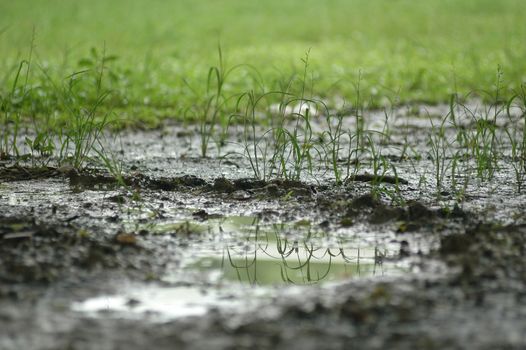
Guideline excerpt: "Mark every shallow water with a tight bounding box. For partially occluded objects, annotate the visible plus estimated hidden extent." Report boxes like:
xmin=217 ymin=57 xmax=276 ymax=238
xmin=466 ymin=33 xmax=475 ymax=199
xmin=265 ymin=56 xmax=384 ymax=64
xmin=72 ymin=286 xmax=236 ymax=321
xmin=73 ymin=216 xmax=413 ymax=320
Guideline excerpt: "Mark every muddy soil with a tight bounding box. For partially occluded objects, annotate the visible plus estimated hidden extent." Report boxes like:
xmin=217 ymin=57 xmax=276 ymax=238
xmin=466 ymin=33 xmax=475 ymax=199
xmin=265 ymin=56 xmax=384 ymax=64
xmin=1 ymin=107 xmax=526 ymax=349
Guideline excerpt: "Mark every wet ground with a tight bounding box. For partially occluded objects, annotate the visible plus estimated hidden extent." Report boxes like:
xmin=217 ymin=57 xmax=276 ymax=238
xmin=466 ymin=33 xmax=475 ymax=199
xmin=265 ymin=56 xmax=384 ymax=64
xmin=1 ymin=104 xmax=526 ymax=349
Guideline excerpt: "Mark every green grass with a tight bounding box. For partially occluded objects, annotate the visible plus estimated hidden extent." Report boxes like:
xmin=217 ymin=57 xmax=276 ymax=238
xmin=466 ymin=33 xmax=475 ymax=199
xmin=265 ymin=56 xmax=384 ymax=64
xmin=2 ymin=0 xmax=526 ymax=201
xmin=1 ymin=0 xmax=526 ymax=125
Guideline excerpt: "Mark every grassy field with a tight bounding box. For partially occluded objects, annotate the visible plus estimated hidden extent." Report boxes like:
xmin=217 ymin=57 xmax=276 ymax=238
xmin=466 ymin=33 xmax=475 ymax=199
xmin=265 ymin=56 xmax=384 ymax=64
xmin=1 ymin=0 xmax=526 ymax=123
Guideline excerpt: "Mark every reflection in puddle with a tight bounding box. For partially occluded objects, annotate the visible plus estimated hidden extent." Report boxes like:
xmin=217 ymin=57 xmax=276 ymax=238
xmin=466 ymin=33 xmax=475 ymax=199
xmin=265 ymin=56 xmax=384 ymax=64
xmin=173 ymin=216 xmax=405 ymax=286
xmin=193 ymin=232 xmax=392 ymax=285
xmin=197 ymin=252 xmax=383 ymax=286
xmin=75 ymin=216 xmax=408 ymax=320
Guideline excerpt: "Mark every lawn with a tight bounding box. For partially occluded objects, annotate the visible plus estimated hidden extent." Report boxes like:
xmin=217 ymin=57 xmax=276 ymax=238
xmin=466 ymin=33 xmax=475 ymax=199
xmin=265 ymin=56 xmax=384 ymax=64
xmin=1 ymin=0 xmax=525 ymax=124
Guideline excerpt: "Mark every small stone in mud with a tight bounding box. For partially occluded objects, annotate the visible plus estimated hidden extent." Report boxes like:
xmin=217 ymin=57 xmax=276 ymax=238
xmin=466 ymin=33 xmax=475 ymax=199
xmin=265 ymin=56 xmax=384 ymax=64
xmin=318 ymin=220 xmax=330 ymax=228
xmin=114 ymin=232 xmax=138 ymax=246
xmin=126 ymin=298 xmax=141 ymax=307
xmin=192 ymin=209 xmax=209 ymax=220
xmin=399 ymin=240 xmax=410 ymax=257
xmin=106 ymin=215 xmax=120 ymax=223
xmin=138 ymin=229 xmax=150 ymax=236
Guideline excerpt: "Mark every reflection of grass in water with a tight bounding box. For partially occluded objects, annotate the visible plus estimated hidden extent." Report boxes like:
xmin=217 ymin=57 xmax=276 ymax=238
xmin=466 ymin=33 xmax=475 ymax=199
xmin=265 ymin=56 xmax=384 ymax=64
xmin=134 ymin=216 xmax=393 ymax=285
xmin=192 ymin=220 xmax=391 ymax=285
xmin=122 ymin=214 xmax=399 ymax=285
xmin=200 ymin=256 xmax=379 ymax=286
xmin=195 ymin=242 xmax=390 ymax=286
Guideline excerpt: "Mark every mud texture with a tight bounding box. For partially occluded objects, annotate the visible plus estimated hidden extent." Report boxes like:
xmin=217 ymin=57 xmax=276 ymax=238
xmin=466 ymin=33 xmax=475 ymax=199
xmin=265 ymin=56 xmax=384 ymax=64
xmin=1 ymin=107 xmax=526 ymax=349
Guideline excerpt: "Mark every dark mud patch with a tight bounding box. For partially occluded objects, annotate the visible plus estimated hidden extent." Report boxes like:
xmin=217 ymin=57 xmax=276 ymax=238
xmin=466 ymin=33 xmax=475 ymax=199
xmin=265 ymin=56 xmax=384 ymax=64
xmin=0 ymin=164 xmax=494 ymax=239
xmin=0 ymin=164 xmax=313 ymax=199
xmin=67 ymin=170 xmax=317 ymax=199
xmin=440 ymin=223 xmax=526 ymax=285
xmin=3 ymin=164 xmax=406 ymax=201
xmin=0 ymin=216 xmax=160 ymax=299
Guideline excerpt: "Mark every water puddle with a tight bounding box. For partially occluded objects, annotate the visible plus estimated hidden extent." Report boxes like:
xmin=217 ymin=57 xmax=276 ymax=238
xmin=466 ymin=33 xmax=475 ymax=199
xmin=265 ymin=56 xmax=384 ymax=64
xmin=74 ymin=216 xmax=414 ymax=321
xmin=187 ymin=221 xmax=398 ymax=285
xmin=72 ymin=286 xmax=256 ymax=321
xmin=176 ymin=216 xmax=407 ymax=285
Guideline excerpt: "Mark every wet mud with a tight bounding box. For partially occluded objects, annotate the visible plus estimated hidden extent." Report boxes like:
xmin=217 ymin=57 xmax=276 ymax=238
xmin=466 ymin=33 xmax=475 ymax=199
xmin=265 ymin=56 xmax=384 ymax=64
xmin=1 ymin=107 xmax=526 ymax=349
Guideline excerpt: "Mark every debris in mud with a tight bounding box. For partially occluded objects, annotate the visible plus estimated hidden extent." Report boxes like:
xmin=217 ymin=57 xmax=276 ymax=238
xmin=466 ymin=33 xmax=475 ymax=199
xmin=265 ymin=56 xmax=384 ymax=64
xmin=114 ymin=232 xmax=139 ymax=246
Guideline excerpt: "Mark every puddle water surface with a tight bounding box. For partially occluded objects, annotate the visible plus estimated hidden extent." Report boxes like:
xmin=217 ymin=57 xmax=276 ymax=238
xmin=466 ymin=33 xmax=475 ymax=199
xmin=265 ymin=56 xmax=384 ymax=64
xmin=73 ymin=216 xmax=417 ymax=321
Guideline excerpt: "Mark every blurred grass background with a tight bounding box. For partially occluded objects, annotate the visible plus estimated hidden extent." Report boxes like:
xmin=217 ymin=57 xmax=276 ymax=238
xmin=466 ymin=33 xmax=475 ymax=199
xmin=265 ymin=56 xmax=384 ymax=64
xmin=1 ymin=0 xmax=525 ymax=122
